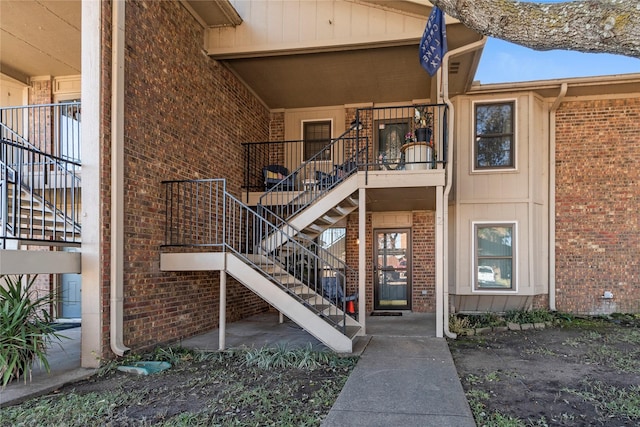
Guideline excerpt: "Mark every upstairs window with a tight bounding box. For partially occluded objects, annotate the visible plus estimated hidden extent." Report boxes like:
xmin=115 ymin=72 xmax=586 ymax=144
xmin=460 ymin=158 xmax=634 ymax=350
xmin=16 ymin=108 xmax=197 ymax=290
xmin=474 ymin=101 xmax=514 ymax=169
xmin=474 ymin=223 xmax=515 ymax=291
xmin=303 ymin=120 xmax=332 ymax=161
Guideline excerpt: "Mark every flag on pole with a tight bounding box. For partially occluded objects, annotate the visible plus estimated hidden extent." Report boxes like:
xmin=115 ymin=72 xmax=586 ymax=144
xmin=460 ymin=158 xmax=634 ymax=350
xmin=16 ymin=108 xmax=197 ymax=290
xmin=419 ymin=7 xmax=448 ymax=76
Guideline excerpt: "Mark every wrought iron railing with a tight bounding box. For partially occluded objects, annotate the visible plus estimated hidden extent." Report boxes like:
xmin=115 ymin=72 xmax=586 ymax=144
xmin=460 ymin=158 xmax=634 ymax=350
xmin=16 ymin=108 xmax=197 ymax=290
xmin=162 ymin=179 xmax=357 ymax=333
xmin=0 ymin=103 xmax=82 ymax=246
xmin=243 ymin=103 xmax=448 ymax=200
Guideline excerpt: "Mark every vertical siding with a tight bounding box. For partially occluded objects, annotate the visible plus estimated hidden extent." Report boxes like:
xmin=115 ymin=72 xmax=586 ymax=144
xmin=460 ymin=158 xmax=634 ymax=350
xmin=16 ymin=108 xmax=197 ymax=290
xmin=452 ymin=92 xmax=550 ymax=304
xmin=210 ymin=0 xmax=427 ymax=52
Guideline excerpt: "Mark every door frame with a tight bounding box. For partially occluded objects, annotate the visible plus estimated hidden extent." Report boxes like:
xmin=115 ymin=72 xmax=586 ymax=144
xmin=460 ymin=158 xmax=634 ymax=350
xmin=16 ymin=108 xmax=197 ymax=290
xmin=373 ymin=227 xmax=412 ymax=310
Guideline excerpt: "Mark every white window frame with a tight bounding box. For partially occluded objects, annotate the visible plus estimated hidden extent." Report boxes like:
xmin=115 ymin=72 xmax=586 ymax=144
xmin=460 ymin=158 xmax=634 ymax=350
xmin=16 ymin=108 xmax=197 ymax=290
xmin=471 ymin=221 xmax=518 ymax=293
xmin=471 ymin=99 xmax=517 ymax=173
xmin=301 ymin=118 xmax=333 ymax=162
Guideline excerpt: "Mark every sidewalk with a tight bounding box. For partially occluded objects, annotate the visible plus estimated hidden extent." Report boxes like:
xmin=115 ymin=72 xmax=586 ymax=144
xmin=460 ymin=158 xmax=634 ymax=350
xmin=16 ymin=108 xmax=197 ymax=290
xmin=321 ymin=334 xmax=476 ymax=426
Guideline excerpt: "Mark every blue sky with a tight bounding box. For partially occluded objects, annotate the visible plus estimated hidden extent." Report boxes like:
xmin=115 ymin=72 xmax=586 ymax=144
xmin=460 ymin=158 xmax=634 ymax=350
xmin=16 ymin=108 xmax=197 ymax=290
xmin=475 ymin=38 xmax=640 ymax=84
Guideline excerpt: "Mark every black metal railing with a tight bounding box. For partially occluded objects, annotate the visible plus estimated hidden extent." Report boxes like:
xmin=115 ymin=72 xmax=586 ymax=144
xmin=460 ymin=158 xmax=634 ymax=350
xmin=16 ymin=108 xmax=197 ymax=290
xmin=359 ymin=103 xmax=448 ymax=171
xmin=0 ymin=103 xmax=82 ymax=246
xmin=162 ymin=179 xmax=357 ymax=333
xmin=243 ymin=103 xmax=448 ymax=197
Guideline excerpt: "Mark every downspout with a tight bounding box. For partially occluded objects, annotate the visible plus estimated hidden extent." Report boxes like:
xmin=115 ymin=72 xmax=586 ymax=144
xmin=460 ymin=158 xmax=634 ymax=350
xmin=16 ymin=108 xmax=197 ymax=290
xmin=548 ymin=83 xmax=567 ymax=312
xmin=440 ymin=37 xmax=488 ymax=339
xmin=110 ymin=0 xmax=129 ymax=357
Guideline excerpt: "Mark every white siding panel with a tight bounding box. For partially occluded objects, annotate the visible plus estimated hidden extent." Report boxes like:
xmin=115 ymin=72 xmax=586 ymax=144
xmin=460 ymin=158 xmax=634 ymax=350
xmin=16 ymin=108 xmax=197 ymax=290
xmin=282 ymin=1 xmax=301 ymax=41
xmin=251 ymin=1 xmax=269 ymax=43
xmin=316 ymin=1 xmax=335 ymax=40
xmin=349 ymin=2 xmax=371 ymax=38
xmin=209 ymin=0 xmax=427 ymax=56
xmin=333 ymin=1 xmax=352 ymax=39
xmin=368 ymin=7 xmax=387 ymax=35
xmin=299 ymin=1 xmax=317 ymax=42
xmin=267 ymin=1 xmax=285 ymax=44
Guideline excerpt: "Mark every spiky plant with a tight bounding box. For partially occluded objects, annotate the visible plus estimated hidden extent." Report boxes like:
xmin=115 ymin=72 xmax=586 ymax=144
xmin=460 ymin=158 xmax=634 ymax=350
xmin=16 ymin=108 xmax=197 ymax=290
xmin=0 ymin=274 xmax=64 ymax=387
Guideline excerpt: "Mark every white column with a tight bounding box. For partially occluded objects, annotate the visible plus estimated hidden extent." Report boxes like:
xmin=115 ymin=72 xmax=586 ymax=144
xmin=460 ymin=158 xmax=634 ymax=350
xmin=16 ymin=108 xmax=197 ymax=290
xmin=358 ymin=187 xmax=366 ymax=334
xmin=219 ymin=270 xmax=226 ymax=350
xmin=435 ymin=186 xmax=444 ymax=338
xmin=80 ymin=0 xmax=105 ymax=368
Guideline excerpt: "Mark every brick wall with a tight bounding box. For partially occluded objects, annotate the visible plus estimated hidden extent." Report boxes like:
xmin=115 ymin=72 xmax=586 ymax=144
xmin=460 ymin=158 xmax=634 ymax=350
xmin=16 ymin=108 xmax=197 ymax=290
xmin=99 ymin=0 xmax=271 ymax=356
xmin=555 ymin=96 xmax=640 ymax=314
xmin=411 ymin=211 xmax=435 ymax=312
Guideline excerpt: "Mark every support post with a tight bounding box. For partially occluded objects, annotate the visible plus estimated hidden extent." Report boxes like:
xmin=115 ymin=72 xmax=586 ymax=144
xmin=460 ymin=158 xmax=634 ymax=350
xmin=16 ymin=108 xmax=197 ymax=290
xmin=219 ymin=270 xmax=227 ymax=350
xmin=358 ymin=187 xmax=366 ymax=334
xmin=435 ymin=185 xmax=444 ymax=338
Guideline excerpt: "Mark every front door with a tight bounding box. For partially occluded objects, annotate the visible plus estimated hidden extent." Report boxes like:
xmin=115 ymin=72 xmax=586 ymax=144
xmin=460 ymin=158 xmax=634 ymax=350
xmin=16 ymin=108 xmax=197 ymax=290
xmin=374 ymin=229 xmax=411 ymax=310
xmin=60 ymin=248 xmax=81 ymax=318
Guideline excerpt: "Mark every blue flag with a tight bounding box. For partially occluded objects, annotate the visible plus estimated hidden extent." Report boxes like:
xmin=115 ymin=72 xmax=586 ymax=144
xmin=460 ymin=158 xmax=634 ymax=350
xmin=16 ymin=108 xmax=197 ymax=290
xmin=419 ymin=7 xmax=448 ymax=76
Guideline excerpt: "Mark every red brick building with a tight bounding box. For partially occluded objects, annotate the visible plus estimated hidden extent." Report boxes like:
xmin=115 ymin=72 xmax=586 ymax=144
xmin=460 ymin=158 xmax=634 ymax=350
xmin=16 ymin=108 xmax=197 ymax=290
xmin=1 ymin=1 xmax=638 ymax=366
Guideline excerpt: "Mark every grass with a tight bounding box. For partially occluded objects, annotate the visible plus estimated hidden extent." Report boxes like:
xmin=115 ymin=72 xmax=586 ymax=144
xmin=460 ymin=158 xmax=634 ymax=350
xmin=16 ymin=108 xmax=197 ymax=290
xmin=0 ymin=345 xmax=357 ymax=426
xmin=564 ymin=380 xmax=640 ymax=422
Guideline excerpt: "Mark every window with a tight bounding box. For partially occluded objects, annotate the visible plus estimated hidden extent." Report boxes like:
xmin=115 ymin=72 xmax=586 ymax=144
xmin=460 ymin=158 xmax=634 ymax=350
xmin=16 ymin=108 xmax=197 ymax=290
xmin=474 ymin=101 xmax=514 ymax=169
xmin=377 ymin=119 xmax=410 ymax=170
xmin=303 ymin=120 xmax=332 ymax=161
xmin=474 ymin=223 xmax=514 ymax=290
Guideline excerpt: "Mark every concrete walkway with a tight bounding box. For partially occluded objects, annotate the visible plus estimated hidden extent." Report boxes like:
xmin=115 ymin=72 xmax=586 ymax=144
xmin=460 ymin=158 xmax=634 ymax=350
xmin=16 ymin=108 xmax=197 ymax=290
xmin=1 ymin=313 xmax=475 ymax=427
xmin=322 ymin=335 xmax=475 ymax=426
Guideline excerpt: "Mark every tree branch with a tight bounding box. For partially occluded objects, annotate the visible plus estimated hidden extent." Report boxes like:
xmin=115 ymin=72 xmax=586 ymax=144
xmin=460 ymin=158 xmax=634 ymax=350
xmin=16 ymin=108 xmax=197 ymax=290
xmin=430 ymin=0 xmax=640 ymax=58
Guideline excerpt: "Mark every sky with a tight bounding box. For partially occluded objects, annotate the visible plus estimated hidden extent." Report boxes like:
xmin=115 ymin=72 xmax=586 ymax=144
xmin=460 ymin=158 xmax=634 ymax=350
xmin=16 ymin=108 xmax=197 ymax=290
xmin=475 ymin=38 xmax=640 ymax=84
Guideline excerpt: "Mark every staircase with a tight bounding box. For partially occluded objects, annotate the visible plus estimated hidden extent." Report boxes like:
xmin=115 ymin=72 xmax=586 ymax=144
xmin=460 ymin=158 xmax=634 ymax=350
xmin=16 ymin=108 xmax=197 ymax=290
xmin=162 ymin=179 xmax=362 ymax=352
xmin=1 ymin=102 xmax=82 ymax=247
xmin=2 ymin=173 xmax=81 ymax=244
xmin=162 ymin=123 xmax=369 ymax=352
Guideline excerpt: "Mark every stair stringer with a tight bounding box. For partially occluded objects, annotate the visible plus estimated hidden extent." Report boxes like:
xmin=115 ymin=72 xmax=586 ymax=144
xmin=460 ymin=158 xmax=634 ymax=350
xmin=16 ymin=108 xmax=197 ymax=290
xmin=259 ymin=174 xmax=360 ymax=254
xmin=225 ymin=253 xmax=357 ymax=353
xmin=288 ymin=174 xmax=359 ymax=238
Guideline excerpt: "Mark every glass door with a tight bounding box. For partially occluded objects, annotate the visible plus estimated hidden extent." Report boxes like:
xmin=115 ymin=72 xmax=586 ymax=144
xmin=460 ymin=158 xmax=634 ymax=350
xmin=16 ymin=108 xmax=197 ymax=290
xmin=374 ymin=229 xmax=411 ymax=310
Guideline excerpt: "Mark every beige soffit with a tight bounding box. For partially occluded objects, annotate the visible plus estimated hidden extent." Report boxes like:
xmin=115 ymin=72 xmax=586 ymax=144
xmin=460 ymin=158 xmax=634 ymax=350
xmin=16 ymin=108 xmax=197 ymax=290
xmin=182 ymin=0 xmax=242 ymax=28
xmin=0 ymin=0 xmax=81 ymax=83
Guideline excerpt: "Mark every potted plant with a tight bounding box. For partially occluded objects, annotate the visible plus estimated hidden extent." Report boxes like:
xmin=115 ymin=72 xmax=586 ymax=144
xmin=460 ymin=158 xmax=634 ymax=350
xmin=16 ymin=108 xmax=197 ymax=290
xmin=414 ymin=106 xmax=433 ymax=142
xmin=0 ymin=274 xmax=65 ymax=387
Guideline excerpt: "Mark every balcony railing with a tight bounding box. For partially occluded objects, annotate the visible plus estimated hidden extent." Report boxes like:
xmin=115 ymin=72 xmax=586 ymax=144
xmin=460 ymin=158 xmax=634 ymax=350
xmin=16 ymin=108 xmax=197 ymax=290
xmin=0 ymin=102 xmax=81 ymax=246
xmin=242 ymin=103 xmax=448 ymax=196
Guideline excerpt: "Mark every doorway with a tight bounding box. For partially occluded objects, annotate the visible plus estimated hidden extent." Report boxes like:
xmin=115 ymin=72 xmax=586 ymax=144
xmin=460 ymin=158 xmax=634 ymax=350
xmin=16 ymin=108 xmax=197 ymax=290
xmin=374 ymin=228 xmax=411 ymax=310
xmin=60 ymin=247 xmax=81 ymax=319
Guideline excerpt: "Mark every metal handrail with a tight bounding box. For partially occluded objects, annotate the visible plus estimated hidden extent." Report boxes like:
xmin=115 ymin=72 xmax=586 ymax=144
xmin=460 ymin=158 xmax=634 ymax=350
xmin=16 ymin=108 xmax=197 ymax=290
xmin=1 ymin=102 xmax=82 ymax=246
xmin=1 ymin=142 xmax=81 ymax=245
xmin=162 ymin=179 xmax=357 ymax=333
xmin=258 ymin=133 xmax=367 ymax=224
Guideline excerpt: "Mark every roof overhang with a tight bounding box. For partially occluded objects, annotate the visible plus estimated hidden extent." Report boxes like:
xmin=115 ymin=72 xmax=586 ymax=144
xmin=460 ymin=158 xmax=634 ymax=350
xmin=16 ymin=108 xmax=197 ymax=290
xmin=467 ymin=73 xmax=640 ymax=98
xmin=206 ymin=1 xmax=485 ymax=109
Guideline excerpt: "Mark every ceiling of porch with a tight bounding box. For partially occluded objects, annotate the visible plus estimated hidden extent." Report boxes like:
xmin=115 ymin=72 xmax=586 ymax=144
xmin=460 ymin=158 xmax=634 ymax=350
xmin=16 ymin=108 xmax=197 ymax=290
xmin=222 ymin=21 xmax=484 ymax=109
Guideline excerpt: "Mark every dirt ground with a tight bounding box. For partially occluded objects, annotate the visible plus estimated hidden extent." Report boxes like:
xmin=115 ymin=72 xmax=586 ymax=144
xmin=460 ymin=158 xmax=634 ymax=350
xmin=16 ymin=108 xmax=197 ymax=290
xmin=449 ymin=318 xmax=640 ymax=426
xmin=1 ymin=349 xmax=355 ymax=426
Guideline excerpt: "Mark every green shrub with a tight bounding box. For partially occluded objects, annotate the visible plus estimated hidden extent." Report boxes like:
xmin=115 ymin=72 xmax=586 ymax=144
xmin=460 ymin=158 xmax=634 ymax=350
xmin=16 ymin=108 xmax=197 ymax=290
xmin=0 ymin=274 xmax=65 ymax=387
